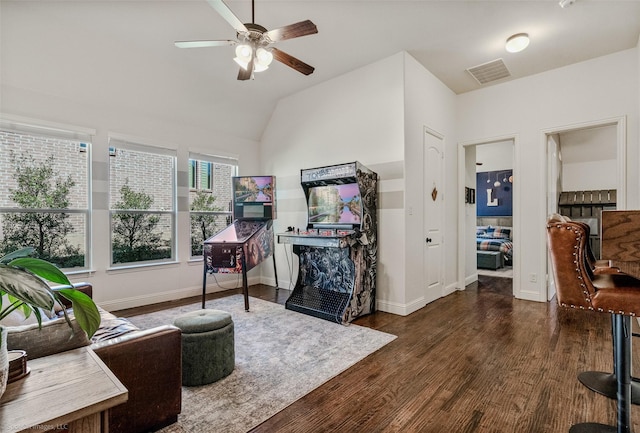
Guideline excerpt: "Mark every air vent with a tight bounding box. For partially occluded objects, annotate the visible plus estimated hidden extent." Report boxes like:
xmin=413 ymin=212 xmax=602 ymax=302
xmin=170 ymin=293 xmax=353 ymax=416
xmin=466 ymin=59 xmax=511 ymax=85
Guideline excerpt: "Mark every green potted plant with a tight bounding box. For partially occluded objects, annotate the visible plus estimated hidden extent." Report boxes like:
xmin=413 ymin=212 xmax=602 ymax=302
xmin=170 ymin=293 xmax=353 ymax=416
xmin=0 ymin=247 xmax=101 ymax=397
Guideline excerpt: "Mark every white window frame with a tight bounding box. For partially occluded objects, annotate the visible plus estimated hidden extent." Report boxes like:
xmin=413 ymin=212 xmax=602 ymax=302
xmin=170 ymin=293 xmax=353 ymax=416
xmin=108 ymin=136 xmax=177 ymax=268
xmin=188 ymin=152 xmax=237 ymax=258
xmin=0 ymin=115 xmax=93 ymax=272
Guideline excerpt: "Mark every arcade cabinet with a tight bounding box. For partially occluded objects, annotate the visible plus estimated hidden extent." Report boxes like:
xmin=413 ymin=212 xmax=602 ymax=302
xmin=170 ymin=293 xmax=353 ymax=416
xmin=202 ymin=175 xmax=277 ymax=311
xmin=278 ymin=161 xmax=378 ymax=324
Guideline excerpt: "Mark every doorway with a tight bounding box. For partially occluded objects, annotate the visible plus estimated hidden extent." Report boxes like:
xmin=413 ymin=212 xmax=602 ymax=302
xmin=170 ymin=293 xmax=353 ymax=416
xmin=458 ymin=135 xmax=520 ymax=298
xmin=475 ymin=140 xmax=514 ymax=279
xmin=544 ymin=117 xmax=626 ymax=300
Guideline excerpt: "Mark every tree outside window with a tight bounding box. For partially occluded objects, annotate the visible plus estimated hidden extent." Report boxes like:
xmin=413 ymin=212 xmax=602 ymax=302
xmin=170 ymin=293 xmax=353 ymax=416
xmin=188 ymin=156 xmax=235 ymax=257
xmin=0 ymin=128 xmax=89 ymax=269
xmin=109 ymin=142 xmax=176 ymax=266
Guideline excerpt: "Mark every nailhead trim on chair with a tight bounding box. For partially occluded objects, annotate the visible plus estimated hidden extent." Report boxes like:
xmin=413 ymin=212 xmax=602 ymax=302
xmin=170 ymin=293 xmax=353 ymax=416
xmin=552 ymin=223 xmax=640 ymax=317
xmin=552 ymin=223 xmax=595 ymax=311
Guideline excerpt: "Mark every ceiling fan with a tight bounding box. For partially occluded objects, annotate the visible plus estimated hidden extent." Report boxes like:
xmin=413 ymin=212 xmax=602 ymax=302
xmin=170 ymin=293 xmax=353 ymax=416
xmin=175 ymin=0 xmax=318 ymax=81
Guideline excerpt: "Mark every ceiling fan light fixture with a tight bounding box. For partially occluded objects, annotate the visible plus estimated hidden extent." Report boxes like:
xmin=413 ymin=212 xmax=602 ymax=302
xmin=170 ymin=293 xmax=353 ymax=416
xmin=253 ymin=47 xmax=273 ymax=72
xmin=505 ymin=33 xmax=530 ymax=53
xmin=234 ymin=56 xmax=250 ymax=70
xmin=234 ymin=43 xmax=253 ymax=70
xmin=175 ymin=0 xmax=317 ymax=80
xmin=254 ymin=63 xmax=269 ymax=72
xmin=235 ymin=44 xmax=252 ymax=58
xmin=256 ymin=47 xmax=273 ymax=66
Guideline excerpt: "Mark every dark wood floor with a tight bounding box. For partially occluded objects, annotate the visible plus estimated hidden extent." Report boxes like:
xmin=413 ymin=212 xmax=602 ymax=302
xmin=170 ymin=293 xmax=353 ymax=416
xmin=117 ymin=276 xmax=640 ymax=432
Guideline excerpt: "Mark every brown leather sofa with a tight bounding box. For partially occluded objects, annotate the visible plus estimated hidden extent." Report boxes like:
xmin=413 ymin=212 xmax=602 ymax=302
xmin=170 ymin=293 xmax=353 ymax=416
xmin=7 ymin=282 xmax=182 ymax=433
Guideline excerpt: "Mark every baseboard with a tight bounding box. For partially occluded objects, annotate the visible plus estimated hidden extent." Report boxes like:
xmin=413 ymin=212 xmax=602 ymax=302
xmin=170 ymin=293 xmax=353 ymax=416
xmin=444 ymin=281 xmax=459 ymax=296
xmin=376 ymin=296 xmax=425 ymax=316
xmin=465 ymin=273 xmax=478 ymax=286
xmin=100 ymin=275 xmax=263 ymax=311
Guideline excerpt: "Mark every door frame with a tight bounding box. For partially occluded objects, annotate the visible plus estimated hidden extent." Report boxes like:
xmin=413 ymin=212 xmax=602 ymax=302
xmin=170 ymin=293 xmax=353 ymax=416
xmin=542 ymin=116 xmax=627 ymax=300
xmin=457 ymin=134 xmax=521 ymax=298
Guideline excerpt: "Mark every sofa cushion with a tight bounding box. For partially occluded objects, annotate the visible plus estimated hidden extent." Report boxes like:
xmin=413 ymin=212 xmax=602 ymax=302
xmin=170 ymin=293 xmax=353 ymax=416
xmin=6 ymin=316 xmax=90 ymax=359
xmin=6 ymin=306 xmax=141 ymax=358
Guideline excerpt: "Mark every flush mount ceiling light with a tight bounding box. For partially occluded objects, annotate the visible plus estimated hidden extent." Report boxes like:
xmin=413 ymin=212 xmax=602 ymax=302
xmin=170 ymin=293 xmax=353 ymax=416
xmin=559 ymin=0 xmax=576 ymax=8
xmin=505 ymin=33 xmax=530 ymax=53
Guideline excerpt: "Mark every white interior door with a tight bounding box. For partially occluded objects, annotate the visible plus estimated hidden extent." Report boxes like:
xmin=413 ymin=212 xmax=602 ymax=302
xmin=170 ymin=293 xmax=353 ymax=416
xmin=424 ymin=128 xmax=444 ymax=304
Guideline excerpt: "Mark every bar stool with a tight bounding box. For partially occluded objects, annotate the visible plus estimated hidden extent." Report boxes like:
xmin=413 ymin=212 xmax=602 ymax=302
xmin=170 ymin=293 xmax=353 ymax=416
xmin=547 ymin=218 xmax=640 ymax=432
xmin=549 ymin=214 xmax=640 ymax=404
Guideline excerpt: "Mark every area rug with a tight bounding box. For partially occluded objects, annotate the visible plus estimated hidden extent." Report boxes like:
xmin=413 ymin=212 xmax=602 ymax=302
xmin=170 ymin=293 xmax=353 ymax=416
xmin=126 ymin=295 xmax=396 ymax=433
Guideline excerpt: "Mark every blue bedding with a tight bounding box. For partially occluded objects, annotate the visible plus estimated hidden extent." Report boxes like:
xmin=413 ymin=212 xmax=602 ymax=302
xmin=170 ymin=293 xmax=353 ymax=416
xmin=477 ymin=236 xmax=513 ymax=261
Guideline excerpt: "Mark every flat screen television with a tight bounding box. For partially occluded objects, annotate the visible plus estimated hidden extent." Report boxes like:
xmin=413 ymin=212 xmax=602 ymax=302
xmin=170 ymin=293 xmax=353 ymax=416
xmin=232 ymin=176 xmax=276 ymax=219
xmin=307 ymin=183 xmax=362 ymax=225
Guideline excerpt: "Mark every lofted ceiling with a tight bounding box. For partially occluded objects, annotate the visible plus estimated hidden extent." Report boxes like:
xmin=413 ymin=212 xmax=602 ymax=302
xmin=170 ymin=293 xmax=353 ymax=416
xmin=1 ymin=0 xmax=639 ymax=142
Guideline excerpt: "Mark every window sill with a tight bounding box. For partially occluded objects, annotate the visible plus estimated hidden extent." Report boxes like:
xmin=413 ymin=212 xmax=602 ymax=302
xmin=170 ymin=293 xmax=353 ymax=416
xmin=107 ymin=260 xmax=180 ymax=273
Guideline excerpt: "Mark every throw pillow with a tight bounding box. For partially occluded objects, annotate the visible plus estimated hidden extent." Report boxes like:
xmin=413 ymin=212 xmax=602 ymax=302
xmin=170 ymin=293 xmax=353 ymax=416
xmin=6 ymin=316 xmax=90 ymax=360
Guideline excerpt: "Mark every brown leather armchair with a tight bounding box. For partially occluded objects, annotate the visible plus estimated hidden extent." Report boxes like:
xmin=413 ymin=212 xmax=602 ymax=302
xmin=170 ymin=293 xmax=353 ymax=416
xmin=548 ymin=213 xmax=622 ymax=275
xmin=547 ymin=218 xmax=640 ymax=432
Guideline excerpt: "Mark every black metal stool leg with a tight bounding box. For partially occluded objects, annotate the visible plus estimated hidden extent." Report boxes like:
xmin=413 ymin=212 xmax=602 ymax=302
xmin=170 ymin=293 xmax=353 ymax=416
xmin=578 ymin=314 xmax=640 ymax=405
xmin=569 ymin=314 xmax=632 ymax=433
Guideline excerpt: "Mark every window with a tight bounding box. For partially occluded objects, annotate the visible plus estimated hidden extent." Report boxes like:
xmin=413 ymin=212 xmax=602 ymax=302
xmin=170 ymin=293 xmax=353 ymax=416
xmin=0 ymin=119 xmax=92 ymax=270
xmin=109 ymin=138 xmax=176 ymax=266
xmin=189 ymin=153 xmax=236 ymax=257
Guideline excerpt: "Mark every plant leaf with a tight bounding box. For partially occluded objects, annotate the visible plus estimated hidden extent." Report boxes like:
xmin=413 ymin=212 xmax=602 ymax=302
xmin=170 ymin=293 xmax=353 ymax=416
xmin=0 ymin=247 xmax=35 ymax=264
xmin=7 ymin=257 xmax=71 ymax=286
xmin=56 ymin=288 xmax=101 ymax=338
xmin=0 ymin=264 xmax=56 ymax=310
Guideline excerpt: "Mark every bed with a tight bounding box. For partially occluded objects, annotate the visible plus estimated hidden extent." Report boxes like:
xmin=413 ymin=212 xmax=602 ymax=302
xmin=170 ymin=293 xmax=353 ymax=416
xmin=477 ymin=225 xmax=513 ymax=268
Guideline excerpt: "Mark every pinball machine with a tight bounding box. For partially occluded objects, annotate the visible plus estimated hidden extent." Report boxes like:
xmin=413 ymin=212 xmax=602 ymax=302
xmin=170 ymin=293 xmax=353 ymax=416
xmin=202 ymin=175 xmax=277 ymax=311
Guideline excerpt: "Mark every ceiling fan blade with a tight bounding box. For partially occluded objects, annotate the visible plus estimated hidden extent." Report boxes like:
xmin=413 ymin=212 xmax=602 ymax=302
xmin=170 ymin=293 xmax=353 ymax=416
xmin=174 ymin=40 xmax=236 ymax=49
xmin=264 ymin=20 xmax=318 ymax=43
xmin=238 ymin=58 xmax=254 ymax=81
xmin=272 ymin=48 xmax=315 ymax=75
xmin=206 ymin=0 xmax=248 ymax=34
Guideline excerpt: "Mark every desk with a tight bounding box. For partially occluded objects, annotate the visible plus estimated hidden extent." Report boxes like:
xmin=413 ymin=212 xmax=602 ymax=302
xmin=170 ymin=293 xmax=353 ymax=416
xmin=0 ymin=347 xmax=128 ymax=433
xmin=601 ymin=210 xmax=640 ymax=280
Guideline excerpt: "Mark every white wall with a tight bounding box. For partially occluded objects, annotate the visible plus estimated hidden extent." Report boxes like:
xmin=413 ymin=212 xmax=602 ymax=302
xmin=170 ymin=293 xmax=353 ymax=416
xmin=260 ymin=52 xmax=406 ymax=312
xmin=457 ymin=48 xmax=639 ymax=301
xmin=560 ymin=125 xmax=617 ymax=191
xmin=261 ymin=52 xmax=457 ymax=315
xmin=476 ymin=141 xmax=513 ymax=172
xmin=403 ymin=53 xmax=458 ymax=308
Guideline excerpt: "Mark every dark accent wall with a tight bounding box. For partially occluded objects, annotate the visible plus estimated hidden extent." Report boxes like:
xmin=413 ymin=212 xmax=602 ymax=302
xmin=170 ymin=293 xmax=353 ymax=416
xmin=476 ymin=170 xmax=513 ymax=217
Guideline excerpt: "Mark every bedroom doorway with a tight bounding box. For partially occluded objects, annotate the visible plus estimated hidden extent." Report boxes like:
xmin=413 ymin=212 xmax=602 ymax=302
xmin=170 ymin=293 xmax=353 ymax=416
xmin=475 ymin=140 xmax=514 ymax=279
xmin=458 ymin=135 xmax=519 ymax=298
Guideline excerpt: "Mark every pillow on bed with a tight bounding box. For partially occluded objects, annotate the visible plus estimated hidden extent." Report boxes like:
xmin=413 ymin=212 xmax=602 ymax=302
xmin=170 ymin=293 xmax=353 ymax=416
xmin=477 ymin=226 xmax=494 ymax=233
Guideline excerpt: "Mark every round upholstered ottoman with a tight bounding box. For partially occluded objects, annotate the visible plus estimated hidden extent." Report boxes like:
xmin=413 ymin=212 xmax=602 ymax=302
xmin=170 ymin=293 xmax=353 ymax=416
xmin=173 ymin=309 xmax=235 ymax=386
